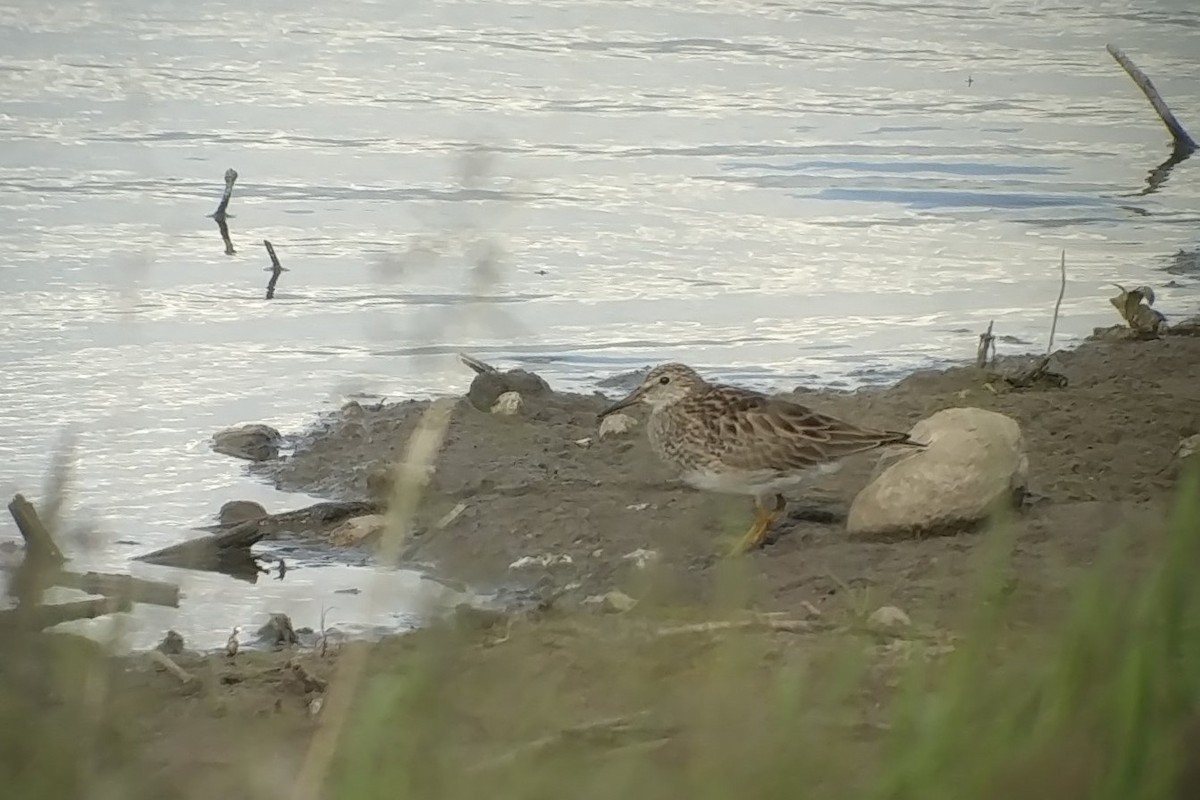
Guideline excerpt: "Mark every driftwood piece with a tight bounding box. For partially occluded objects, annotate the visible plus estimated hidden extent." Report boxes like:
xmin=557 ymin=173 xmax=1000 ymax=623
xmin=1106 ymin=44 xmax=1196 ymax=155
xmin=0 ymin=596 xmax=132 ymax=631
xmin=135 ymin=519 xmax=266 ymax=579
xmin=287 ymin=659 xmax=328 ymax=693
xmin=148 ymin=650 xmax=200 ymax=691
xmin=8 ymin=494 xmax=65 ymax=565
xmin=54 ymin=570 xmax=180 ymax=607
xmin=1001 ymin=355 xmax=1068 ymax=390
xmin=264 ymin=240 xmax=288 ymax=300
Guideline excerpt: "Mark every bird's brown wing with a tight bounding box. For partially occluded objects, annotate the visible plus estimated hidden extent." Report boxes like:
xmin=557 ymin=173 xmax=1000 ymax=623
xmin=686 ymin=386 xmax=919 ymax=472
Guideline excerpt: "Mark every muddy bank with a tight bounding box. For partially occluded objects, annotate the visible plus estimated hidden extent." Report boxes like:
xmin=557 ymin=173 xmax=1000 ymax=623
xmin=227 ymin=336 xmax=1199 ymax=624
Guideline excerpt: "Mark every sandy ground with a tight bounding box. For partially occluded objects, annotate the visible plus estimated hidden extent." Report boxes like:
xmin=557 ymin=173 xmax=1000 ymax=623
xmin=4 ymin=332 xmax=1199 ymax=798
xmin=244 ymin=332 xmax=1199 ymax=625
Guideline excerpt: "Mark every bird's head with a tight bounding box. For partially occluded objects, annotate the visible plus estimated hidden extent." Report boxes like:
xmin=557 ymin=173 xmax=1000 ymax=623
xmin=598 ymin=362 xmax=708 ymax=418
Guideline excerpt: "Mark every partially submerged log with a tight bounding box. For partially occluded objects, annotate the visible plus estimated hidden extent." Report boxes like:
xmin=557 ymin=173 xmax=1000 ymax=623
xmin=4 ymin=492 xmax=182 ymax=631
xmin=54 ymin=570 xmax=180 ymax=607
xmin=135 ymin=519 xmax=266 ymax=580
xmin=8 ymin=494 xmax=65 ymax=565
xmin=0 ymin=596 xmax=132 ymax=631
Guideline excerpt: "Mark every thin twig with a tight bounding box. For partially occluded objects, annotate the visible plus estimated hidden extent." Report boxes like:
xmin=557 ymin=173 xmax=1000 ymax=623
xmin=1047 ymin=249 xmax=1066 ymax=355
xmin=654 ymin=618 xmax=830 ymax=637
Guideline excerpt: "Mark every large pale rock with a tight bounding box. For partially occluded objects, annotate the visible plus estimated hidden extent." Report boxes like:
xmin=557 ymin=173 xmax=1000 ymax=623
xmin=329 ymin=514 xmax=386 ymax=546
xmin=212 ymin=424 xmax=282 ymax=462
xmin=847 ymin=407 xmax=1027 ymax=538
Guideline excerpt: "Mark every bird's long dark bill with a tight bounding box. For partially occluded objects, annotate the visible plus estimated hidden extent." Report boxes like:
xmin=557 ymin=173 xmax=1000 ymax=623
xmin=597 ymin=389 xmax=642 ymax=419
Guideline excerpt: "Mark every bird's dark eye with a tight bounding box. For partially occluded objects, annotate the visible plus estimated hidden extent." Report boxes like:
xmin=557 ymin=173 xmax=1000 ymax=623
xmin=659 ymin=376 xmax=670 ymax=385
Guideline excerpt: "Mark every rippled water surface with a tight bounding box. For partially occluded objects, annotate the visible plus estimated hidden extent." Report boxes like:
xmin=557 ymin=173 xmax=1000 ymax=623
xmin=2 ymin=0 xmax=1198 ymax=648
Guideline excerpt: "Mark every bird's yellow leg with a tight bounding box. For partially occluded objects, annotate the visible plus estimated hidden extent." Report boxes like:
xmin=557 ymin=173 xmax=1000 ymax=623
xmin=727 ymin=495 xmax=785 ymax=557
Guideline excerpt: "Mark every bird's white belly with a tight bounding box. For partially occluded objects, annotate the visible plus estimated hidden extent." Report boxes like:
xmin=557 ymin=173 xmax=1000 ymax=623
xmin=681 ymin=462 xmax=842 ymax=497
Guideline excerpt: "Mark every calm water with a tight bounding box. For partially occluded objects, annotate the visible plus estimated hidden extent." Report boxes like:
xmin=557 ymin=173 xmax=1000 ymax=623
xmin=1 ymin=0 xmax=1198 ymax=649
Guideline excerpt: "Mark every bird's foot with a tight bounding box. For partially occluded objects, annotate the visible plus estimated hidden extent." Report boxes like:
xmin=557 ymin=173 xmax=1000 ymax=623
xmin=727 ymin=509 xmax=780 ymax=557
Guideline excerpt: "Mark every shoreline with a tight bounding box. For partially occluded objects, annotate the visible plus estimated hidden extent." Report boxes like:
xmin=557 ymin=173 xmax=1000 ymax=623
xmin=4 ymin=322 xmax=1197 ymax=799
xmin=208 ymin=323 xmax=1198 ymax=622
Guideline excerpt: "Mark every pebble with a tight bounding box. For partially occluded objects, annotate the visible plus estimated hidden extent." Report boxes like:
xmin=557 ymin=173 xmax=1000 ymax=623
xmin=621 ymin=548 xmax=660 ymax=569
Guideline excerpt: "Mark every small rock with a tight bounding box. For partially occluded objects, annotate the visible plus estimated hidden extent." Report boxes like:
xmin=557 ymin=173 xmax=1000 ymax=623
xmin=603 ymin=590 xmax=637 ymax=613
xmin=847 ymin=407 xmax=1028 ymax=538
xmin=329 ymin=514 xmax=386 ymax=546
xmin=491 ymin=391 xmax=524 ymax=416
xmin=156 ymin=630 xmax=185 ymax=655
xmin=599 ymin=412 xmax=638 ymax=440
xmin=621 ymin=548 xmax=660 ymax=568
xmin=211 ymin=424 xmax=282 ymax=462
xmin=466 ymin=364 xmax=551 ymax=412
xmin=583 ymin=590 xmax=637 ymax=614
xmin=868 ymin=606 xmax=911 ymax=629
xmin=257 ymin=613 xmax=299 ymax=648
xmin=574 ymin=437 xmax=593 ymax=448
xmin=217 ymin=500 xmax=268 ymax=526
xmin=1177 ymin=434 xmax=1200 ymax=463
xmin=625 ymin=502 xmax=651 ymax=512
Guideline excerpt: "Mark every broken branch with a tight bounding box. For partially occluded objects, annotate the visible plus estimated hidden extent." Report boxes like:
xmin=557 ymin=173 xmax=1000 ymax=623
xmin=1106 ymin=44 xmax=1196 ymax=155
xmin=210 ymin=168 xmax=238 ymax=221
xmin=264 ymin=239 xmax=288 ymax=300
xmin=7 ymin=494 xmax=65 ymax=565
xmin=148 ymin=650 xmax=200 ymax=689
xmin=975 ymin=320 xmax=996 ymax=369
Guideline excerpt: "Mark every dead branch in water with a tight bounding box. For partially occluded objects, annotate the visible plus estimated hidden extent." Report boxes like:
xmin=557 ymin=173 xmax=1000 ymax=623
xmin=1106 ymin=44 xmax=1196 ymax=156
xmin=263 ymin=239 xmax=288 ymax=300
xmin=209 ymin=168 xmax=238 ymax=221
xmin=975 ymin=320 xmax=996 ymax=369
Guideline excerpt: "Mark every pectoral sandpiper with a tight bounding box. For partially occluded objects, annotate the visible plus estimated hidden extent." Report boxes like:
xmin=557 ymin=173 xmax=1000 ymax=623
xmin=598 ymin=363 xmax=923 ymax=555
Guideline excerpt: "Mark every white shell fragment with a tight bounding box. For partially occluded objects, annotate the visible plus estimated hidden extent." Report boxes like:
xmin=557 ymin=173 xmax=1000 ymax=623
xmin=491 ymin=391 xmax=524 ymax=416
xmin=598 ymin=412 xmax=637 ymax=439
